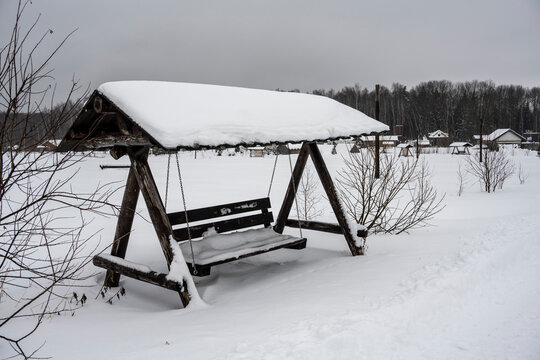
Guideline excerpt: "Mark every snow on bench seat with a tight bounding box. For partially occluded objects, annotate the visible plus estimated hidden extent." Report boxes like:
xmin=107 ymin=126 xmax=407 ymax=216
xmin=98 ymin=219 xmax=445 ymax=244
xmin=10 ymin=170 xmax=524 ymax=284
xmin=179 ymin=227 xmax=304 ymax=266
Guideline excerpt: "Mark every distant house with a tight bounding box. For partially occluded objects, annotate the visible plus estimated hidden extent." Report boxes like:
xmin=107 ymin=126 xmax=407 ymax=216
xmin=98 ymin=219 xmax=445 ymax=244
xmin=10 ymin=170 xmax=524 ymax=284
xmin=359 ymin=135 xmax=400 ymax=149
xmin=449 ymin=142 xmax=472 ymax=155
xmin=427 ymin=130 xmax=450 ymax=147
xmin=473 ymin=129 xmax=525 ymax=147
xmin=35 ymin=139 xmax=61 ymax=152
xmin=276 ymin=143 xmax=301 ymax=155
xmin=410 ymin=136 xmax=431 ymax=148
xmin=523 ymin=130 xmax=540 ymax=143
xmin=248 ymin=146 xmax=265 ymax=157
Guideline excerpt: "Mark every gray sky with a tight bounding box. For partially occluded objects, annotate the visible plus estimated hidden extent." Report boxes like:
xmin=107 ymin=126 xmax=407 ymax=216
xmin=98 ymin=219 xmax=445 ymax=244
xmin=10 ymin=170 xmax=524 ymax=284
xmin=1 ymin=0 xmax=539 ymax=102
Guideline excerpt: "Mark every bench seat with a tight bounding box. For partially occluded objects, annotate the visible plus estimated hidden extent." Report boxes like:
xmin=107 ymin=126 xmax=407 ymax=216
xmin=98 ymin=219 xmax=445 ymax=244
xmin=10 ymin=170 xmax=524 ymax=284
xmin=179 ymin=227 xmax=305 ymax=266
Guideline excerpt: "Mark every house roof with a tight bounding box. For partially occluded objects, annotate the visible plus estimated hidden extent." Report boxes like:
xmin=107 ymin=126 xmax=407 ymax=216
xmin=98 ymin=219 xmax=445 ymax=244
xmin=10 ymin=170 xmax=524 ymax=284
xmin=428 ymin=130 xmax=449 ymax=138
xmin=69 ymin=81 xmax=388 ymax=150
xmin=474 ymin=129 xmax=525 ymax=141
xmin=489 ymin=128 xmax=526 ymax=141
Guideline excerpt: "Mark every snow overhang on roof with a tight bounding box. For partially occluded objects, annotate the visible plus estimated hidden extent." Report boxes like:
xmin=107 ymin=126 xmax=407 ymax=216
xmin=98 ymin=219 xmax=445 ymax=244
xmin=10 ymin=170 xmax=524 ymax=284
xmin=60 ymin=81 xmax=389 ymax=151
xmin=450 ymin=142 xmax=472 ymax=147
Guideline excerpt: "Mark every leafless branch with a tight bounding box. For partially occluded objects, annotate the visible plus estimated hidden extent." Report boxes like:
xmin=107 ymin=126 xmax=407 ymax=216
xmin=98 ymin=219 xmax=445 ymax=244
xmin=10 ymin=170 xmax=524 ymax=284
xmin=0 ymin=2 xmax=116 ymax=358
xmin=336 ymin=147 xmax=445 ymax=237
xmin=466 ymin=149 xmax=514 ymax=193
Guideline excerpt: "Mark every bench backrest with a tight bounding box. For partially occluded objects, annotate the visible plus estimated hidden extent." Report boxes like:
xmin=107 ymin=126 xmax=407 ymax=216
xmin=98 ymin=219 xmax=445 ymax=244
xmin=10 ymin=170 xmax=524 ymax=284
xmin=167 ymin=197 xmax=273 ymax=242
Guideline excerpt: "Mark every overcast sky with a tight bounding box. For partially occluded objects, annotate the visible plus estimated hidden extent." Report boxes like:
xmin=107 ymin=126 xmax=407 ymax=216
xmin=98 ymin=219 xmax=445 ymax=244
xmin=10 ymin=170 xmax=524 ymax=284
xmin=1 ymin=0 xmax=539 ymax=102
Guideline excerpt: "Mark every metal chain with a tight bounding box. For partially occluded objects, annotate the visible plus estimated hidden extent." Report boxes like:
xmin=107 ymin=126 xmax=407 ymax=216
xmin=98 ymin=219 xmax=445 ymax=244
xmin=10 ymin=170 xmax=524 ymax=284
xmin=164 ymin=152 xmax=172 ymax=209
xmin=267 ymin=153 xmax=279 ymax=197
xmin=175 ymin=152 xmax=197 ymax=275
xmin=287 ymin=144 xmax=303 ymax=238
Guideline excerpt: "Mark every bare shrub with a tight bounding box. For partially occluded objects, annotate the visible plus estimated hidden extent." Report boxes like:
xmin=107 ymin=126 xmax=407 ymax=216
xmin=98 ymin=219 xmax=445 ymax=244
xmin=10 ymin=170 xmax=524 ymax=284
xmin=466 ymin=149 xmax=514 ymax=193
xmin=457 ymin=160 xmax=467 ymax=196
xmin=336 ymin=148 xmax=445 ymax=236
xmin=297 ymin=165 xmax=323 ymax=221
xmin=517 ymin=162 xmax=528 ymax=184
xmin=1 ymin=2 xmax=115 ymax=357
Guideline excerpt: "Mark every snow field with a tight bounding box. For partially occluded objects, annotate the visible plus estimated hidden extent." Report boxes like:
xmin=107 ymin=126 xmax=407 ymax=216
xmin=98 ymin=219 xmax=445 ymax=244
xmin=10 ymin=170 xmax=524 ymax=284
xmin=8 ymin=145 xmax=540 ymax=359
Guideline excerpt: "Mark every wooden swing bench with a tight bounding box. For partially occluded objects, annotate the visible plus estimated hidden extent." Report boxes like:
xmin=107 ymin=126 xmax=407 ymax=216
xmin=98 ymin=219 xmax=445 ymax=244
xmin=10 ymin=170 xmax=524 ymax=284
xmin=60 ymin=81 xmax=388 ymax=308
xmin=167 ymin=197 xmax=306 ymax=276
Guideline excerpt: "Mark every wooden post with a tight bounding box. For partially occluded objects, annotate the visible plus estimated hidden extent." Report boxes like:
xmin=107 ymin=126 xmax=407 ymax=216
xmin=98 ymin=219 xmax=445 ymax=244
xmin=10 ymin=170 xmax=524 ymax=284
xmin=274 ymin=142 xmax=310 ymax=234
xmin=128 ymin=147 xmax=190 ymax=307
xmin=104 ymin=163 xmax=140 ymax=287
xmin=307 ymin=143 xmax=363 ymax=256
xmin=375 ymin=84 xmax=380 ymax=179
xmin=128 ymin=147 xmax=174 ymax=265
xmin=416 ymin=134 xmax=420 ymax=159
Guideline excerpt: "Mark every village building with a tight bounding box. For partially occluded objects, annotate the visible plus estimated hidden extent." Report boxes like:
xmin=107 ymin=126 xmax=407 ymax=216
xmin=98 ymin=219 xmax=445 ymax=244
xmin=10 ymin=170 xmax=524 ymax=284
xmin=276 ymin=143 xmax=302 ymax=155
xmin=359 ymin=135 xmax=400 ymax=149
xmin=247 ymin=146 xmax=265 ymax=157
xmin=427 ymin=130 xmax=450 ymax=147
xmin=410 ymin=136 xmax=431 ymax=148
xmin=473 ymin=128 xmax=525 ymax=147
xmin=523 ymin=130 xmax=540 ymax=143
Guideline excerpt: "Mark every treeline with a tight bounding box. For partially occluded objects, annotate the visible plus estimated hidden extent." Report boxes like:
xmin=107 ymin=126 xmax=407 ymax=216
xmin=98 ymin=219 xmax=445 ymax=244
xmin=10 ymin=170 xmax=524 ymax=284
xmin=309 ymin=80 xmax=540 ymax=141
xmin=0 ymin=100 xmax=82 ymax=150
xmin=3 ymin=80 xmax=540 ymax=148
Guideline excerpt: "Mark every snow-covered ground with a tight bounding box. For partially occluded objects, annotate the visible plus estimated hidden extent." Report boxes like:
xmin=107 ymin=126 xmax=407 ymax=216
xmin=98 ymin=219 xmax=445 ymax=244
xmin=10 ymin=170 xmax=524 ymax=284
xmin=7 ymin=145 xmax=540 ymax=359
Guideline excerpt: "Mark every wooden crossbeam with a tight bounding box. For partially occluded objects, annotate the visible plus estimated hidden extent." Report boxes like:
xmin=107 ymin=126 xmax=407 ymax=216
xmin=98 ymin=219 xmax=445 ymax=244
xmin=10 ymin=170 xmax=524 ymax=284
xmin=285 ymin=219 xmax=368 ymax=238
xmin=94 ymin=255 xmax=190 ymax=307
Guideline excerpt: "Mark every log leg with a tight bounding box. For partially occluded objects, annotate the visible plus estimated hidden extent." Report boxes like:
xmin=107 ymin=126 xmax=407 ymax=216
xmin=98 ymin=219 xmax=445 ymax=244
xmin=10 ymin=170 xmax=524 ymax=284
xmin=274 ymin=142 xmax=310 ymax=234
xmin=104 ymin=163 xmax=140 ymax=287
xmin=308 ymin=143 xmax=363 ymax=256
xmin=128 ymin=147 xmax=191 ymax=307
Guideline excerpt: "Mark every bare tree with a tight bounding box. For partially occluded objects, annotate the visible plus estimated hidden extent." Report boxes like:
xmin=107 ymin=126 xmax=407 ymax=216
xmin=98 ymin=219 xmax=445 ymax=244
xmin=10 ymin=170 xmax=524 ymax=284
xmin=336 ymin=148 xmax=445 ymax=236
xmin=517 ymin=162 xmax=528 ymax=185
xmin=296 ymin=165 xmax=323 ymax=221
xmin=457 ymin=160 xmax=467 ymax=196
xmin=1 ymin=2 xmax=115 ymax=358
xmin=466 ymin=149 xmax=514 ymax=193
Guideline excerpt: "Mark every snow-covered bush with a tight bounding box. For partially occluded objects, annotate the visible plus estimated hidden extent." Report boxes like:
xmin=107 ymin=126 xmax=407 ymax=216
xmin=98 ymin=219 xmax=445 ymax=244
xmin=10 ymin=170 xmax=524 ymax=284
xmin=336 ymin=148 xmax=445 ymax=235
xmin=466 ymin=149 xmax=514 ymax=193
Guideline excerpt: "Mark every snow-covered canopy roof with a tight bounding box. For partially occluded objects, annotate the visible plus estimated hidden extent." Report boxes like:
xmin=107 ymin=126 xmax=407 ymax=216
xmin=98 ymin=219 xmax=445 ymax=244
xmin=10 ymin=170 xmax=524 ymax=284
xmin=94 ymin=81 xmax=388 ymax=149
xmin=397 ymin=143 xmax=413 ymax=148
xmin=449 ymin=142 xmax=472 ymax=147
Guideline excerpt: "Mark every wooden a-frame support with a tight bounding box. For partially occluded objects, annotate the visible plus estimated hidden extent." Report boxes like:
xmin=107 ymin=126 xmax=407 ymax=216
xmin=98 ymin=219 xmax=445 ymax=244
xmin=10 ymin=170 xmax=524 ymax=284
xmin=101 ymin=141 xmax=362 ymax=308
xmin=102 ymin=147 xmax=190 ymax=307
xmin=274 ymin=142 xmax=363 ymax=256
